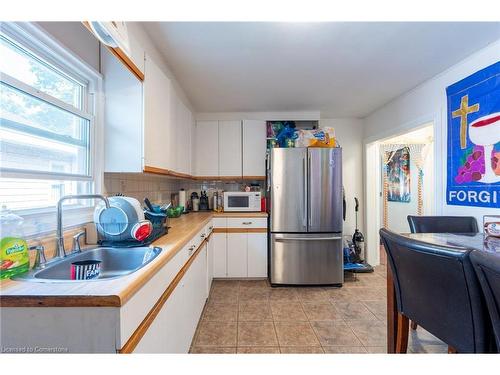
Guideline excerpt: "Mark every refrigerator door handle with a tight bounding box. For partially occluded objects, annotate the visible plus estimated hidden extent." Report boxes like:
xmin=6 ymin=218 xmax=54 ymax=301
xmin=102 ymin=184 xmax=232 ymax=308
xmin=266 ymin=151 xmax=271 ymax=192
xmin=303 ymin=154 xmax=307 ymax=228
xmin=275 ymin=237 xmax=342 ymax=242
xmin=308 ymin=151 xmax=312 ymax=227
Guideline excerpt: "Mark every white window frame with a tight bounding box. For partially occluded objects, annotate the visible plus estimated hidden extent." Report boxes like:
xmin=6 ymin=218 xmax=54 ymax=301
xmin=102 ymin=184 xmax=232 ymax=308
xmin=0 ymin=22 xmax=104 ymax=233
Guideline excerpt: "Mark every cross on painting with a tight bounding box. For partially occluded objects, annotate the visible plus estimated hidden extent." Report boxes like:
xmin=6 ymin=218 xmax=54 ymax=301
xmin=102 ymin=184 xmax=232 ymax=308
xmin=451 ymin=95 xmax=479 ymax=149
xmin=446 ymin=61 xmax=500 ymax=208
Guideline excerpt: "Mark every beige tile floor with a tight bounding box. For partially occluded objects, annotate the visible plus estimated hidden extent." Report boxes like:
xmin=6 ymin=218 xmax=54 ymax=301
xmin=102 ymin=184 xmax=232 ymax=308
xmin=189 ymin=265 xmax=447 ymax=354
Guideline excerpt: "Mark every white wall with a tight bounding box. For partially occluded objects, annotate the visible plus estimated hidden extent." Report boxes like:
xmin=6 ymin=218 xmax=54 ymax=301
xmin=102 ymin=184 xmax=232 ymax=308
xmin=320 ymin=118 xmax=364 ymax=237
xmin=364 ymin=39 xmax=500 ymax=227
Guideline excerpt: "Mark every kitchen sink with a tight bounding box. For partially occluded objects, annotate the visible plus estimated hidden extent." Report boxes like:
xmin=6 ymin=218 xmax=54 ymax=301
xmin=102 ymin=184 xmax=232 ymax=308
xmin=13 ymin=246 xmax=162 ymax=282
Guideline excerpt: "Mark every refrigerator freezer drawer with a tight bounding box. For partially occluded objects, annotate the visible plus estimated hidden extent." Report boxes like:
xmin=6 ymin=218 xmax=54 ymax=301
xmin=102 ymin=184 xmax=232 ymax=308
xmin=270 ymin=233 xmax=343 ymax=285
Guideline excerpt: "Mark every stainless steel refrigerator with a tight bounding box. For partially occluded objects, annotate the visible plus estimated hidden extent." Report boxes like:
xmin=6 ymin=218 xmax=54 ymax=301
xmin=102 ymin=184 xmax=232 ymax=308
xmin=268 ymin=147 xmax=343 ymax=285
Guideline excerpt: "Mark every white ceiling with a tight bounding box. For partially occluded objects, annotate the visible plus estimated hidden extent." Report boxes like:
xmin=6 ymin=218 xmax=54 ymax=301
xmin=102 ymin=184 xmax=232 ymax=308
xmin=141 ymin=22 xmax=500 ymax=118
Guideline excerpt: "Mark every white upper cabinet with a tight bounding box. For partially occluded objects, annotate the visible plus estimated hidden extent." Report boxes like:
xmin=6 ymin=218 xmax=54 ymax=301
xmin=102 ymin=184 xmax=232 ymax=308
xmin=143 ymin=53 xmax=172 ymax=171
xmin=242 ymin=120 xmax=267 ymax=177
xmin=126 ymin=27 xmax=145 ymax=74
xmin=168 ymin=86 xmax=178 ymax=172
xmin=101 ymin=46 xmax=143 ymax=173
xmin=218 ymin=120 xmax=242 ymax=176
xmin=193 ymin=119 xmax=268 ymax=178
xmin=176 ymin=99 xmax=192 ymax=175
xmin=103 ymin=49 xmax=194 ymax=175
xmin=194 ymin=121 xmax=219 ymax=176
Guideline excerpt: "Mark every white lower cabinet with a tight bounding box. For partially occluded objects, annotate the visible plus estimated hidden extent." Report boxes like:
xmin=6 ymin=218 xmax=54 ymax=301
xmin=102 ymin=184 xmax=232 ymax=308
xmin=213 ymin=232 xmax=227 ymax=277
xmin=134 ymin=243 xmax=208 ymax=353
xmin=206 ymin=235 xmax=214 ymax=296
xmin=133 ymin=278 xmax=185 ymax=353
xmin=184 ymin=244 xmax=207 ymax=339
xmin=212 ymin=217 xmax=268 ymax=278
xmin=227 ymin=232 xmax=248 ymax=277
xmin=247 ymin=233 xmax=268 ymax=277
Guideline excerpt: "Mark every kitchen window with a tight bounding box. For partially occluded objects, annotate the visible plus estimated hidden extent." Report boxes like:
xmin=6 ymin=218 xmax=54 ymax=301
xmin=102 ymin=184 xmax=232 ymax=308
xmin=0 ymin=23 xmax=102 ymax=233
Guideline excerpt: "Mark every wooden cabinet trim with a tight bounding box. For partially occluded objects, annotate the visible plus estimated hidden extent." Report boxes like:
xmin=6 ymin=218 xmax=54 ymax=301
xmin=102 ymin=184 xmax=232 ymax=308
xmin=143 ymin=165 xmax=193 ymax=180
xmin=119 ymin=238 xmax=208 ymax=353
xmin=241 ymin=176 xmax=266 ymax=180
xmin=143 ymin=166 xmax=266 ymax=182
xmin=82 ymin=22 xmax=144 ymax=81
xmin=109 ymin=46 xmax=145 ymax=81
xmin=212 ymin=228 xmax=267 ymax=234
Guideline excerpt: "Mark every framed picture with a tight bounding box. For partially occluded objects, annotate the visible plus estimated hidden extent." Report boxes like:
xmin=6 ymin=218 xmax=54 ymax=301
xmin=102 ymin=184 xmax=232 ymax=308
xmin=386 ymin=147 xmax=411 ymax=203
xmin=446 ymin=61 xmax=500 ymax=208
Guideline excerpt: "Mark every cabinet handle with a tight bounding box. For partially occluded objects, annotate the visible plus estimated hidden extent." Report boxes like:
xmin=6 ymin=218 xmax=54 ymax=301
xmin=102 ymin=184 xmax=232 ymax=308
xmin=200 ymin=233 xmax=206 ymax=238
xmin=242 ymin=222 xmax=252 ymax=225
xmin=209 ymin=226 xmax=213 ymax=230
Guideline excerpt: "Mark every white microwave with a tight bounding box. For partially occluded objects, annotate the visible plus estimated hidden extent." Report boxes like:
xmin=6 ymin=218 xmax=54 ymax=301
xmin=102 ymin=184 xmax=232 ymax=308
xmin=223 ymin=192 xmax=261 ymax=212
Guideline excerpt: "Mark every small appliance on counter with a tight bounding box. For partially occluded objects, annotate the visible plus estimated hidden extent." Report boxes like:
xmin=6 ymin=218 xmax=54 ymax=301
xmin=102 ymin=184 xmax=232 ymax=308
xmin=199 ymin=191 xmax=209 ymax=211
xmin=190 ymin=192 xmax=199 ymax=212
xmin=212 ymin=191 xmax=224 ymax=212
xmin=94 ymin=196 xmax=167 ymax=247
xmin=178 ymin=189 xmax=187 ymax=213
xmin=223 ymin=191 xmax=261 ymax=212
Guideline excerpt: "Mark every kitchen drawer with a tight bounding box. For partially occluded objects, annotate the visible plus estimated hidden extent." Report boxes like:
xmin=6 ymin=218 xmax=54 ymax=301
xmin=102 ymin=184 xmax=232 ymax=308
xmin=226 ymin=217 xmax=267 ymax=228
xmin=185 ymin=231 xmax=203 ymax=258
xmin=204 ymin=221 xmax=214 ymax=236
xmin=212 ymin=218 xmax=227 ymax=228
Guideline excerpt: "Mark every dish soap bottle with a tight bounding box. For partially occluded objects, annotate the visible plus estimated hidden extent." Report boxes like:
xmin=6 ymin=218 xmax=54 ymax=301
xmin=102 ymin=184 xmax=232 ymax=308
xmin=0 ymin=206 xmax=29 ymax=279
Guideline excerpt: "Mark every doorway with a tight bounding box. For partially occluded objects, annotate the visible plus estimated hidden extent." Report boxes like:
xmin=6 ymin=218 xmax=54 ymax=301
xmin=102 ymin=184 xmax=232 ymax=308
xmin=364 ymin=122 xmax=435 ymax=266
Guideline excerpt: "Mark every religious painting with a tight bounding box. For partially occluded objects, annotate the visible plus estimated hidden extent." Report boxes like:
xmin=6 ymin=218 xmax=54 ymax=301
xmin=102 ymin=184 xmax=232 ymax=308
xmin=386 ymin=147 xmax=411 ymax=203
xmin=446 ymin=61 xmax=500 ymax=208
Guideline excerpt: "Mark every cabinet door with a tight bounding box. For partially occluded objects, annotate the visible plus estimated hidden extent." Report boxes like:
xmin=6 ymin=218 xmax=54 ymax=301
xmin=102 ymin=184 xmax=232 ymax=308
xmin=168 ymin=89 xmax=179 ymax=172
xmin=242 ymin=120 xmax=267 ymax=177
xmin=143 ymin=54 xmax=172 ymax=170
xmin=207 ymin=235 xmax=214 ymax=295
xmin=218 ymin=120 xmax=242 ymax=176
xmin=195 ymin=121 xmax=219 ymax=176
xmin=133 ymin=280 xmax=184 ymax=353
xmin=183 ymin=245 xmax=207 ymax=343
xmin=126 ymin=24 xmax=146 ymax=74
xmin=101 ymin=46 xmax=143 ymax=173
xmin=212 ymin=232 xmax=227 ymax=277
xmin=247 ymin=233 xmax=268 ymax=278
xmin=227 ymin=232 xmax=248 ymax=277
xmin=178 ymin=103 xmax=192 ymax=175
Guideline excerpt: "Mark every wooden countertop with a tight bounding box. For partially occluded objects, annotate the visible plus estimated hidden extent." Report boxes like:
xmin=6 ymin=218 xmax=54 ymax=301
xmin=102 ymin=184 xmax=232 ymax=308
xmin=0 ymin=212 xmax=215 ymax=308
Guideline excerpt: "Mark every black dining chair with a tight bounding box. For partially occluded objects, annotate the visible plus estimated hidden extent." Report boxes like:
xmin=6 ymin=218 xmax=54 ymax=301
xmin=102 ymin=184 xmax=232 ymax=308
xmin=406 ymin=215 xmax=479 ymax=330
xmin=470 ymin=250 xmax=500 ymax=352
xmin=380 ymin=228 xmax=491 ymax=353
xmin=407 ymin=215 xmax=479 ymax=234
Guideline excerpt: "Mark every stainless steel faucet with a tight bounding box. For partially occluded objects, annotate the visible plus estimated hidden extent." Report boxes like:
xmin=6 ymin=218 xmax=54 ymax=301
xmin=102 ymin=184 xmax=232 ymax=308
xmin=56 ymin=194 xmax=110 ymax=259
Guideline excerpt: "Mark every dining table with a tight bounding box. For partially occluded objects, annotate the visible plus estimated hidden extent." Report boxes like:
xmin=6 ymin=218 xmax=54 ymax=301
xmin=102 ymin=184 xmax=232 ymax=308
xmin=385 ymin=232 xmax=500 ymax=353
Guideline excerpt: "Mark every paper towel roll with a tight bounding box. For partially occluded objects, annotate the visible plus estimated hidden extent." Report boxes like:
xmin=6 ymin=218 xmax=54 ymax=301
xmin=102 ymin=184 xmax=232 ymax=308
xmin=179 ymin=189 xmax=186 ymax=211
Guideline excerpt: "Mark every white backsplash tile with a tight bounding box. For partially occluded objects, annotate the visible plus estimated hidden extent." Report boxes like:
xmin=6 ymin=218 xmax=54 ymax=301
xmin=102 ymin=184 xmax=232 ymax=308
xmin=104 ymin=173 xmax=265 ymax=208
